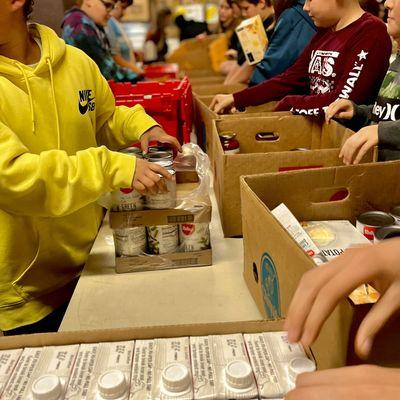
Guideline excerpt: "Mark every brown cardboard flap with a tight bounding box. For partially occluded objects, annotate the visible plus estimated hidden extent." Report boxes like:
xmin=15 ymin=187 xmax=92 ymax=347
xmin=0 ymin=320 xmax=285 ymax=350
xmin=193 ymin=83 xmax=247 ymax=96
xmin=115 ymin=249 xmax=212 ymax=273
xmin=110 ymin=202 xmax=212 ymax=229
xmin=243 ymin=160 xmax=400 ymax=224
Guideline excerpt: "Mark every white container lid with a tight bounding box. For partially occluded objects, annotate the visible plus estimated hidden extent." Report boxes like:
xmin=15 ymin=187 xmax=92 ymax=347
xmin=97 ymin=370 xmax=127 ymax=399
xmin=225 ymin=360 xmax=254 ymax=390
xmin=289 ymin=357 xmax=316 ymax=383
xmin=162 ymin=363 xmax=191 ymax=393
xmin=31 ymin=374 xmax=62 ymax=400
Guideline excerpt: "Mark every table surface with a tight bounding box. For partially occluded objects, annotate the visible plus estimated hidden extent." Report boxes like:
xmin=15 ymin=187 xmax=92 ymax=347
xmin=59 ymin=184 xmax=263 ymax=331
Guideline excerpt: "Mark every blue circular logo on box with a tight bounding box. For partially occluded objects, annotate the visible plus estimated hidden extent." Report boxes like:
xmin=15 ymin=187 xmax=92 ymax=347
xmin=261 ymin=252 xmax=282 ymax=319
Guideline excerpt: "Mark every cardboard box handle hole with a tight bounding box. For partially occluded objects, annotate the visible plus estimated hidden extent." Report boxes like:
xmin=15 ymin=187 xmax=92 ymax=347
xmin=311 ymin=187 xmax=350 ymax=203
xmin=252 ymin=262 xmax=259 ymax=283
xmin=255 ymin=132 xmax=279 ymax=142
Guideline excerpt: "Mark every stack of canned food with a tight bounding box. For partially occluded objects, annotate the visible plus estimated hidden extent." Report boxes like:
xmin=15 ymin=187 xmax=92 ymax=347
xmin=111 ymin=146 xmax=210 ymax=257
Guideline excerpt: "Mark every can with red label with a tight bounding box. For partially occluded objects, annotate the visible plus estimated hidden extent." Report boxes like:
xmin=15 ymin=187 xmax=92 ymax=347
xmin=219 ymin=132 xmax=240 ymax=154
xmin=356 ymin=211 xmax=395 ymax=241
xmin=179 ymin=223 xmax=210 ymax=252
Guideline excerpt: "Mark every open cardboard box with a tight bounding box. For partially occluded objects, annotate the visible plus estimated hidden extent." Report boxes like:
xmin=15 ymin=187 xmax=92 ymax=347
xmin=166 ymin=35 xmax=220 ymax=71
xmin=213 ymin=115 xmax=376 ymax=237
xmin=110 ymin=170 xmax=212 ymax=273
xmin=190 ymin=76 xmax=226 ymax=86
xmin=193 ymin=92 xmax=280 ymax=157
xmin=240 ymin=161 xmax=400 ymax=368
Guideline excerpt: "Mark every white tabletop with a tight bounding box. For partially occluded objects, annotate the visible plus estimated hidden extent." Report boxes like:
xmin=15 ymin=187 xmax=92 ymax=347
xmin=59 ymin=185 xmax=263 ymax=331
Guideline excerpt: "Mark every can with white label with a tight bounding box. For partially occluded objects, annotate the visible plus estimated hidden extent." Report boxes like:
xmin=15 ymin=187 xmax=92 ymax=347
xmin=113 ymin=227 xmax=147 ymax=256
xmin=145 ymin=161 xmax=176 ymax=210
xmin=374 ymin=225 xmax=400 ymax=243
xmin=179 ymin=223 xmax=210 ymax=252
xmin=147 ymin=224 xmax=179 ymax=254
xmin=356 ymin=211 xmax=395 ymax=241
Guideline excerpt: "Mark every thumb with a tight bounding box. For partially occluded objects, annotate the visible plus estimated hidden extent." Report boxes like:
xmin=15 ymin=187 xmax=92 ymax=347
xmin=141 ymin=134 xmax=149 ymax=154
xmin=355 ymin=283 xmax=400 ymax=359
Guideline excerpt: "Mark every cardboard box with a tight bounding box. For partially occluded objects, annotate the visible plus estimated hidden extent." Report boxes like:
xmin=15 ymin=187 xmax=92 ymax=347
xmin=167 ymin=35 xmax=221 ymax=71
xmin=236 ymin=15 xmax=268 ymax=65
xmin=0 ymin=319 xmax=398 ymax=373
xmin=190 ymin=76 xmax=227 ymax=87
xmin=240 ymin=161 xmax=400 ymax=368
xmin=110 ymin=171 xmax=212 ymax=273
xmin=213 ymin=115 xmax=376 ymax=237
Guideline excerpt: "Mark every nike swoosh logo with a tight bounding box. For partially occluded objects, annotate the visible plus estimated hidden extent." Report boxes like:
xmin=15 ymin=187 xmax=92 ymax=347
xmin=79 ymin=102 xmax=89 ymax=115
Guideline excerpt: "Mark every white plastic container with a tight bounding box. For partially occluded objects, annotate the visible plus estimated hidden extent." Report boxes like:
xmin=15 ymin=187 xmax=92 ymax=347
xmin=65 ymin=341 xmax=135 ymax=400
xmin=0 ymin=349 xmax=23 ymax=396
xmin=129 ymin=337 xmax=193 ymax=399
xmin=244 ymin=332 xmax=315 ymax=399
xmin=190 ymin=334 xmax=258 ymax=399
xmin=3 ymin=345 xmax=79 ymax=400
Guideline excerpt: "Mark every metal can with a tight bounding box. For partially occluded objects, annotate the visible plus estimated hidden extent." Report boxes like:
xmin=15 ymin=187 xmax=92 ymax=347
xmin=144 ymin=151 xmax=174 ymax=163
xmin=147 ymin=224 xmax=179 ymax=254
xmin=145 ymin=161 xmax=177 ymax=209
xmin=148 ymin=146 xmax=174 ymax=155
xmin=390 ymin=205 xmax=400 ymax=225
xmin=356 ymin=211 xmax=395 ymax=241
xmin=179 ymin=223 xmax=210 ymax=252
xmin=120 ymin=146 xmax=143 ymax=156
xmin=219 ymin=132 xmax=240 ymax=154
xmin=113 ymin=227 xmax=147 ymax=256
xmin=374 ymin=225 xmax=400 ymax=243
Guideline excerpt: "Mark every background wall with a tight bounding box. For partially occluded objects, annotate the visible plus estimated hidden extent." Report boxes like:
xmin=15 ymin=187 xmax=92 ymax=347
xmin=31 ymin=0 xmax=65 ymax=35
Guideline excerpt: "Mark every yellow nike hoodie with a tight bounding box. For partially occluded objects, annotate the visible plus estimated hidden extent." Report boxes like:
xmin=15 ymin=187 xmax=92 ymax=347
xmin=0 ymin=24 xmax=157 ymax=331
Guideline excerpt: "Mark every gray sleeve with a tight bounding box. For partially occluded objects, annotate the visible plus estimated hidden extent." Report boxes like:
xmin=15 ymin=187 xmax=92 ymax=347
xmin=378 ymin=120 xmax=400 ymax=149
xmin=351 ymin=103 xmax=373 ymax=127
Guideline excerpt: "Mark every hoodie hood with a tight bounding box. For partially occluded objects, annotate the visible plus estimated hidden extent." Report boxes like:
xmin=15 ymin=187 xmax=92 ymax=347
xmin=0 ymin=24 xmax=65 ymax=144
xmin=0 ymin=24 xmax=66 ymax=76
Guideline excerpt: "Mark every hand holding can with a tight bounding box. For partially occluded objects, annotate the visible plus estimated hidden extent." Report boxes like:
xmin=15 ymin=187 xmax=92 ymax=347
xmin=132 ymin=159 xmax=171 ymax=195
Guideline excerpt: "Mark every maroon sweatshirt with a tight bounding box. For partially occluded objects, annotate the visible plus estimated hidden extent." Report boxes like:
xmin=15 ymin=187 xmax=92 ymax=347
xmin=233 ymin=13 xmax=391 ymax=116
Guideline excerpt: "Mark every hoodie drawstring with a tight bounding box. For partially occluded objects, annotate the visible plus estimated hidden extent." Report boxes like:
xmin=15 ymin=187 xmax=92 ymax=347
xmin=46 ymin=58 xmax=61 ymax=150
xmin=16 ymin=59 xmax=62 ymax=150
xmin=16 ymin=64 xmax=35 ymax=136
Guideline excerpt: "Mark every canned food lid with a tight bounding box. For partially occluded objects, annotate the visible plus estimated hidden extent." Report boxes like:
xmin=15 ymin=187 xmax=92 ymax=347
xmin=144 ymin=151 xmax=173 ymax=160
xmin=358 ymin=211 xmax=395 ymax=227
xmin=225 ymin=360 xmax=254 ymax=391
xmin=148 ymin=146 xmax=173 ymax=153
xmin=219 ymin=131 xmax=237 ymax=140
xmin=31 ymin=374 xmax=62 ymax=400
xmin=375 ymin=225 xmax=400 ymax=241
xmin=120 ymin=147 xmax=142 ymax=155
xmin=288 ymin=358 xmax=316 ymax=382
xmin=390 ymin=205 xmax=400 ymax=218
xmin=162 ymin=363 xmax=191 ymax=393
xmin=97 ymin=370 xmax=127 ymax=399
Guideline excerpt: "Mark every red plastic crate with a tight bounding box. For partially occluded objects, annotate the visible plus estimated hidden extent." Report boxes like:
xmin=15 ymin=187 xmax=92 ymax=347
xmin=143 ymin=63 xmax=179 ymax=81
xmin=109 ymin=77 xmax=193 ymax=144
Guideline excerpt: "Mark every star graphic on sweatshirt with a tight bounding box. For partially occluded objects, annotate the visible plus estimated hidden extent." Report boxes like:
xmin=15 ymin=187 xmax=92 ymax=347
xmin=357 ymin=50 xmax=368 ymax=61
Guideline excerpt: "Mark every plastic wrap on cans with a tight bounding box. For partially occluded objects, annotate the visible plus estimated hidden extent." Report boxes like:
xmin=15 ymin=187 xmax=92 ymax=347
xmin=114 ymin=227 xmax=147 ymax=256
xmin=374 ymin=225 xmax=400 ymax=243
xmin=129 ymin=337 xmax=193 ymax=400
xmin=356 ymin=211 xmax=395 ymax=241
xmin=190 ymin=334 xmax=258 ymax=399
xmin=0 ymin=349 xmax=23 ymax=396
xmin=179 ymin=223 xmax=210 ymax=252
xmin=65 ymin=341 xmax=134 ymax=400
xmin=147 ymin=224 xmax=179 ymax=254
xmin=244 ymin=332 xmax=315 ymax=398
xmin=3 ymin=345 xmax=79 ymax=400
xmin=271 ymin=204 xmax=328 ymax=265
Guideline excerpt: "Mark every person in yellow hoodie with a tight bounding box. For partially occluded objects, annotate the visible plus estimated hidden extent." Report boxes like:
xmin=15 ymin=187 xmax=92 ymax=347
xmin=0 ymin=0 xmax=181 ymax=335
